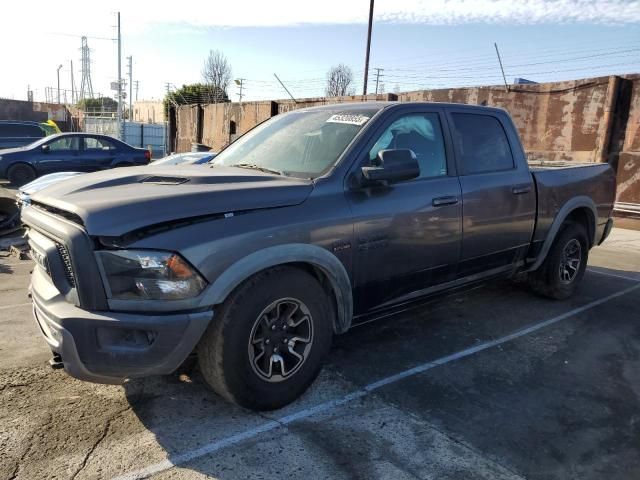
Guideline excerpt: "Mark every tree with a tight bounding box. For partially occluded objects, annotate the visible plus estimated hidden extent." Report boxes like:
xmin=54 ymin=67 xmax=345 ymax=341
xmin=163 ymin=83 xmax=230 ymax=115
xmin=325 ymin=64 xmax=354 ymax=97
xmin=77 ymin=96 xmax=118 ymax=112
xmin=201 ymin=50 xmax=232 ymax=103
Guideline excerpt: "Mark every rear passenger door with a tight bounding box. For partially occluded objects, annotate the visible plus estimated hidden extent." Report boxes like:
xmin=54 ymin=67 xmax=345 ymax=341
xmin=447 ymin=109 xmax=536 ymax=277
xmin=81 ymin=137 xmax=117 ymax=171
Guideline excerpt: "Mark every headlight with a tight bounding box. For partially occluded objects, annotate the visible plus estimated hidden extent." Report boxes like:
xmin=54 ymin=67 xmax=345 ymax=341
xmin=96 ymin=250 xmax=207 ymax=300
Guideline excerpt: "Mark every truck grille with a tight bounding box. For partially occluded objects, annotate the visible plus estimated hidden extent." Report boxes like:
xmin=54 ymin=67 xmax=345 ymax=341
xmin=31 ymin=201 xmax=84 ymax=226
xmin=55 ymin=242 xmax=76 ymax=287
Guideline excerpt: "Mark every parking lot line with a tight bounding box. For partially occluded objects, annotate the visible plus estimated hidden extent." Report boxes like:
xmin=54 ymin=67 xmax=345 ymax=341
xmin=587 ymin=267 xmax=639 ymax=282
xmin=113 ymin=280 xmax=640 ymax=480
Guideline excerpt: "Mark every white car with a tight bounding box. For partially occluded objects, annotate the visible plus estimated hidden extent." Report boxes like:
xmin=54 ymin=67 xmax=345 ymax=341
xmin=16 ymin=171 xmax=84 ymax=207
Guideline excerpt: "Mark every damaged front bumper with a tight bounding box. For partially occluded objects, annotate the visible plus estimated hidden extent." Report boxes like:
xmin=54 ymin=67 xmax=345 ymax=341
xmin=30 ymin=266 xmax=212 ymax=384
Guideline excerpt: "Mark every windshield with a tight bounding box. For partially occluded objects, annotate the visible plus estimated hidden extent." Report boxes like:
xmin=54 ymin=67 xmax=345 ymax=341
xmin=212 ymin=110 xmax=373 ymax=178
xmin=24 ymin=134 xmax=60 ymax=149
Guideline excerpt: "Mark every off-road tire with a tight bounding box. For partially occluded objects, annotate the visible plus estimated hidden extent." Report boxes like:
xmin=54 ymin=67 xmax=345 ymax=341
xmin=7 ymin=163 xmax=36 ymax=186
xmin=529 ymin=222 xmax=589 ymax=300
xmin=197 ymin=266 xmax=333 ymax=410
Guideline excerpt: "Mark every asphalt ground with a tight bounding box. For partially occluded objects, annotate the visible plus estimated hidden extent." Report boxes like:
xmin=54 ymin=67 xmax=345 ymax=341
xmin=1 ymin=227 xmax=639 ymax=480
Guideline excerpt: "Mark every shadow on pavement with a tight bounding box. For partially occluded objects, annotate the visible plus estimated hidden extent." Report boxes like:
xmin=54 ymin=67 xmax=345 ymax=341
xmin=123 ymin=266 xmax=640 ymax=480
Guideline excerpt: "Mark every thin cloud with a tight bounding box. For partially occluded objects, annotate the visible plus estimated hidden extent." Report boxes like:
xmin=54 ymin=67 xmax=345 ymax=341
xmin=3 ymin=0 xmax=640 ymax=35
xmin=149 ymin=0 xmax=640 ymax=27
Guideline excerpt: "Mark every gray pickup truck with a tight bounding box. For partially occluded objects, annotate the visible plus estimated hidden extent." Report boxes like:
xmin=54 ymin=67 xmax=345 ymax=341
xmin=23 ymin=102 xmax=616 ymax=410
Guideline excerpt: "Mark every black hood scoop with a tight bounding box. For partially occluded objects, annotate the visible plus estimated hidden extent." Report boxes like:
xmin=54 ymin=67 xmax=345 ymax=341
xmin=140 ymin=176 xmax=190 ymax=185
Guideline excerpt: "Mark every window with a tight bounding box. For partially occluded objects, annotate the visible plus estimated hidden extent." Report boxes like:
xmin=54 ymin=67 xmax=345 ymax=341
xmin=450 ymin=113 xmax=514 ymax=174
xmin=0 ymin=123 xmax=42 ymax=137
xmin=48 ymin=137 xmax=80 ymax=151
xmin=213 ymin=109 xmax=374 ymax=178
xmin=368 ymin=113 xmax=447 ymax=178
xmin=84 ymin=137 xmax=115 ymax=150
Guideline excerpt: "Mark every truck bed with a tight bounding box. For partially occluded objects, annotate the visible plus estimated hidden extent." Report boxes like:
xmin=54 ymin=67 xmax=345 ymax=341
xmin=529 ymin=161 xmax=616 ymax=249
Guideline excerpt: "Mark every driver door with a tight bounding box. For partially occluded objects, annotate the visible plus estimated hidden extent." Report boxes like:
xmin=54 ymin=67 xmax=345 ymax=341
xmin=345 ymin=108 xmax=462 ymax=315
xmin=37 ymin=136 xmax=82 ymax=174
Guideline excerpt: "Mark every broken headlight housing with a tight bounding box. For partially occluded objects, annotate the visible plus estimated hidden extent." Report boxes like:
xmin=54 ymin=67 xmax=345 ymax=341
xmin=96 ymin=250 xmax=207 ymax=300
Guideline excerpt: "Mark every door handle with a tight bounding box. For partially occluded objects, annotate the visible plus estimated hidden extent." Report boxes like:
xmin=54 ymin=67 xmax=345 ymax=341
xmin=512 ymin=185 xmax=532 ymax=195
xmin=432 ymin=196 xmax=459 ymax=207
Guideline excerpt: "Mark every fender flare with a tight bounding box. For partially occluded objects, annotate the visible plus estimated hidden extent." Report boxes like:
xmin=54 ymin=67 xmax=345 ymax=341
xmin=528 ymin=195 xmax=597 ymax=272
xmin=201 ymin=244 xmax=353 ymax=334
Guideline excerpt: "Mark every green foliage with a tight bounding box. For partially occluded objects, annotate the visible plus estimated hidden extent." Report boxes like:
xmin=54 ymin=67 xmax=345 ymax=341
xmin=77 ymin=96 xmax=118 ymax=111
xmin=163 ymin=83 xmax=229 ymax=114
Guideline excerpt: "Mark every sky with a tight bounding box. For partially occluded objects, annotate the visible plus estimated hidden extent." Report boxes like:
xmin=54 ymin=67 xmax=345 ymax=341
xmin=1 ymin=0 xmax=639 ymax=103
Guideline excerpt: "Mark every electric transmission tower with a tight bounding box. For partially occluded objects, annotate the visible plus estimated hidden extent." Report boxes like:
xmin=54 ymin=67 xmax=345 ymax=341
xmin=79 ymin=36 xmax=94 ymax=101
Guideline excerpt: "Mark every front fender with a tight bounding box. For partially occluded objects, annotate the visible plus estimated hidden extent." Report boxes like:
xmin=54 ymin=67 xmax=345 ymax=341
xmin=200 ymin=243 xmax=353 ymax=334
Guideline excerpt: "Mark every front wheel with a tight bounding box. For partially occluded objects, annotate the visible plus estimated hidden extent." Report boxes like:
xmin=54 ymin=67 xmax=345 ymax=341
xmin=529 ymin=222 xmax=589 ymax=300
xmin=7 ymin=163 xmax=36 ymax=186
xmin=197 ymin=266 xmax=333 ymax=410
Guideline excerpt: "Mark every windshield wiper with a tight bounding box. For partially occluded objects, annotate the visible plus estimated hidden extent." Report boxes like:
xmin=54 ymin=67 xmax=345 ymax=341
xmin=228 ymin=163 xmax=285 ymax=176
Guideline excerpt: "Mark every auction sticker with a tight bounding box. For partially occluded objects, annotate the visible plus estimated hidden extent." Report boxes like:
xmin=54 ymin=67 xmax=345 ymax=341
xmin=326 ymin=114 xmax=370 ymax=126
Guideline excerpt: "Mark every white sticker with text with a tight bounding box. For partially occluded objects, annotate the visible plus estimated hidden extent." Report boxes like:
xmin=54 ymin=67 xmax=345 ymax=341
xmin=326 ymin=114 xmax=370 ymax=126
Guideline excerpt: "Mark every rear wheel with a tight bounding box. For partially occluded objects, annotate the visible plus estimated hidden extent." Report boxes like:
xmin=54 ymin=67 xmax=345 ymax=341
xmin=197 ymin=266 xmax=333 ymax=410
xmin=7 ymin=164 xmax=36 ymax=186
xmin=529 ymin=222 xmax=589 ymax=299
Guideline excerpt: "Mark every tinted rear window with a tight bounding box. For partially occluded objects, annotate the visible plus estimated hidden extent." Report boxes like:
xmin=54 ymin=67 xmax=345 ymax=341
xmin=450 ymin=113 xmax=514 ymax=174
xmin=0 ymin=123 xmax=43 ymax=137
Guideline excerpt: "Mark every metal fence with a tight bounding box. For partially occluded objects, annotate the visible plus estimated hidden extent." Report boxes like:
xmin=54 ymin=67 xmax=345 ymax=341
xmin=84 ymin=117 xmax=119 ymax=137
xmin=122 ymin=122 xmax=167 ymax=158
xmin=83 ymin=117 xmax=167 ymax=158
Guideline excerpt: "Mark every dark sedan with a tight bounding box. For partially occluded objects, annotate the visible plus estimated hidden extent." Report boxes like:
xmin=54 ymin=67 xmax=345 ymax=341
xmin=0 ymin=133 xmax=151 ymax=185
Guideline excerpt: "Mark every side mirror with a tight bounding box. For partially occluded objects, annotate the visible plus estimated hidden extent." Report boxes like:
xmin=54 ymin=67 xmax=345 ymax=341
xmin=101 ymin=146 xmax=111 ymax=151
xmin=41 ymin=144 xmax=50 ymax=153
xmin=361 ymin=149 xmax=420 ymax=184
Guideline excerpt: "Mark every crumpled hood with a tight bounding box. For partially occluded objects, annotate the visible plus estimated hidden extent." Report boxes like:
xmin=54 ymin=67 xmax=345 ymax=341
xmin=30 ymin=165 xmax=314 ymax=236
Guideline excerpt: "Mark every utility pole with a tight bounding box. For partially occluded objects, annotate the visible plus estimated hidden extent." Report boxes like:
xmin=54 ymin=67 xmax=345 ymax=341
xmin=135 ymin=80 xmax=139 ymax=101
xmin=374 ymin=68 xmax=384 ymax=95
xmin=362 ymin=0 xmax=374 ymax=95
xmin=273 ymin=73 xmax=297 ymax=103
xmin=234 ymin=78 xmax=245 ymax=104
xmin=56 ymin=64 xmax=63 ymax=104
xmin=70 ymin=60 xmax=75 ymax=104
xmin=127 ymin=55 xmax=133 ymax=122
xmin=494 ymin=42 xmax=509 ymax=93
xmin=116 ymin=11 xmax=122 ymax=138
